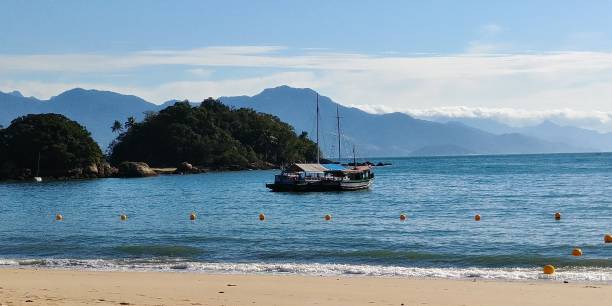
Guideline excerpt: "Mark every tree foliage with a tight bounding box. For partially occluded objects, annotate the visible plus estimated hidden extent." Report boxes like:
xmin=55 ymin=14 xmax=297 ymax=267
xmin=108 ymin=99 xmax=318 ymax=168
xmin=0 ymin=113 xmax=103 ymax=178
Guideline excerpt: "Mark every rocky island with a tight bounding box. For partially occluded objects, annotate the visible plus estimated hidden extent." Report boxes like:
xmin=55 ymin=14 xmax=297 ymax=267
xmin=0 ymin=98 xmax=318 ymax=181
xmin=0 ymin=113 xmax=116 ymax=180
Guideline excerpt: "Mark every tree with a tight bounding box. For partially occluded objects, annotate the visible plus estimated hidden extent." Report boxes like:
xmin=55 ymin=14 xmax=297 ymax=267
xmin=111 ymin=120 xmax=123 ymax=134
xmin=124 ymin=116 xmax=136 ymax=129
xmin=0 ymin=113 xmax=103 ymax=179
xmin=108 ymin=99 xmax=318 ymax=168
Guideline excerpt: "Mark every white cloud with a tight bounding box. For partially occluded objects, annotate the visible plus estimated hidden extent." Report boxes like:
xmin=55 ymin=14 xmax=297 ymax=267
xmin=3 ymin=46 xmax=612 ymax=132
xmin=405 ymin=106 xmax=612 ymax=130
xmin=186 ymin=68 xmax=214 ymax=78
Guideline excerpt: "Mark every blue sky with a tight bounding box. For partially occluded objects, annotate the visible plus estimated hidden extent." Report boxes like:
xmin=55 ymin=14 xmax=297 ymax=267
xmin=2 ymin=0 xmax=612 ymax=130
xmin=3 ymin=1 xmax=612 ymax=54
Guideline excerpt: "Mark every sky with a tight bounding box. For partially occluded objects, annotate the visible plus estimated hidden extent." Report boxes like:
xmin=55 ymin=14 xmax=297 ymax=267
xmin=2 ymin=0 xmax=612 ymax=130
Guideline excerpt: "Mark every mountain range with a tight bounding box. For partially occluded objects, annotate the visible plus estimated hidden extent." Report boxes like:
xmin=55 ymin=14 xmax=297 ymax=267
xmin=1 ymin=85 xmax=609 ymax=157
xmin=423 ymin=116 xmax=612 ymax=152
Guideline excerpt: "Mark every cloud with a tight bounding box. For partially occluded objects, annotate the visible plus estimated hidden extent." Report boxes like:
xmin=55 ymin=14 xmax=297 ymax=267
xmin=465 ymin=23 xmax=509 ymax=54
xmin=405 ymin=106 xmax=612 ymax=132
xmin=186 ymin=68 xmax=214 ymax=78
xmin=3 ymin=46 xmax=612 ymax=133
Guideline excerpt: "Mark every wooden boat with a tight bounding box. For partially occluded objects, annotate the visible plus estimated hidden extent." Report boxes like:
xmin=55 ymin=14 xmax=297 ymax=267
xmin=266 ymin=163 xmax=373 ymax=192
xmin=266 ymin=94 xmax=374 ymax=192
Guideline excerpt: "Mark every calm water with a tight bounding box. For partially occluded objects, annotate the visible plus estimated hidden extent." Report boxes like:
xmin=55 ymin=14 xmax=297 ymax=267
xmin=1 ymin=153 xmax=611 ymax=281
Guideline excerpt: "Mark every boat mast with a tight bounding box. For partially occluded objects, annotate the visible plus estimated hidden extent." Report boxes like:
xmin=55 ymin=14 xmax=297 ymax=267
xmin=316 ymin=93 xmax=320 ymax=164
xmin=36 ymin=151 xmax=41 ymax=177
xmin=336 ymin=105 xmax=341 ymax=162
xmin=352 ymin=145 xmax=356 ymax=169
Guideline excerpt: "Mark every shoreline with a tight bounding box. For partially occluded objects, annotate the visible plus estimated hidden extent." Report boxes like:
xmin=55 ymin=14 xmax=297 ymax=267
xmin=1 ymin=268 xmax=610 ymax=305
xmin=2 ymin=261 xmax=612 ymax=284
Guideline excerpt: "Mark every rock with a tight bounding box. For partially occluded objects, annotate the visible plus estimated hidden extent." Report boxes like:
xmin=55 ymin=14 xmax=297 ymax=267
xmin=116 ymin=162 xmax=158 ymax=178
xmin=98 ymin=162 xmax=118 ymax=177
xmin=246 ymin=161 xmax=277 ymax=170
xmin=174 ymin=161 xmax=203 ymax=174
xmin=84 ymin=163 xmax=99 ymax=176
xmin=179 ymin=162 xmax=193 ymax=171
xmin=67 ymin=168 xmax=83 ymax=177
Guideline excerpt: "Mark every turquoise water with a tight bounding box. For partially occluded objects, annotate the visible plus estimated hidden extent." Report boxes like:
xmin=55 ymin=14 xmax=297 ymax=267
xmin=1 ymin=153 xmax=611 ymax=281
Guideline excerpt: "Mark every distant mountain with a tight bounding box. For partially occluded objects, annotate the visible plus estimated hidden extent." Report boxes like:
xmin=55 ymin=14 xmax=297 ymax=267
xmin=517 ymin=121 xmax=612 ymax=152
xmin=7 ymin=90 xmax=24 ymax=98
xmin=1 ymin=86 xmax=584 ymax=157
xmin=1 ymin=88 xmax=157 ymax=148
xmin=429 ymin=116 xmax=612 ymax=152
xmin=220 ymin=86 xmax=577 ymax=157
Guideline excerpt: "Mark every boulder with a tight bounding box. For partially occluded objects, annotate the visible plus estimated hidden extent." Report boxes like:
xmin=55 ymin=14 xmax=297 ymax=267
xmin=174 ymin=161 xmax=203 ymax=174
xmin=98 ymin=162 xmax=118 ymax=177
xmin=84 ymin=163 xmax=98 ymax=176
xmin=177 ymin=162 xmax=194 ymax=171
xmin=117 ymin=161 xmax=158 ymax=178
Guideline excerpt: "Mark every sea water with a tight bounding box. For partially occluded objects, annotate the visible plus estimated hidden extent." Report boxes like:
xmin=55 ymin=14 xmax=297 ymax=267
xmin=1 ymin=153 xmax=611 ymax=282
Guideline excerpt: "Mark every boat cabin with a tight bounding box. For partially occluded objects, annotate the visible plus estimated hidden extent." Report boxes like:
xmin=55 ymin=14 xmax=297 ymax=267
xmin=276 ymin=163 xmax=372 ymax=183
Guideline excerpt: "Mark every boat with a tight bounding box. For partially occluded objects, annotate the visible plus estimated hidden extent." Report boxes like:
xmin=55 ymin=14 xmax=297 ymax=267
xmin=33 ymin=151 xmax=42 ymax=182
xmin=266 ymin=94 xmax=374 ymax=192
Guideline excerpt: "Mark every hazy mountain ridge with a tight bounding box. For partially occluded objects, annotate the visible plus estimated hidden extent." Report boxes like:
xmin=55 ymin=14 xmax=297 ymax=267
xmin=220 ymin=86 xmax=580 ymax=156
xmin=429 ymin=117 xmax=612 ymax=152
xmin=0 ymin=86 xmax=596 ymax=157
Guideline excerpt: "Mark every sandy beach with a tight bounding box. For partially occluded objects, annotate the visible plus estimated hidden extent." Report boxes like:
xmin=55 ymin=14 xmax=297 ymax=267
xmin=0 ymin=269 xmax=610 ymax=306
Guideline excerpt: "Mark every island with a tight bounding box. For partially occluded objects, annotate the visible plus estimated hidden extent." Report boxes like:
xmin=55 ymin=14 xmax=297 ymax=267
xmin=0 ymin=98 xmax=319 ymax=180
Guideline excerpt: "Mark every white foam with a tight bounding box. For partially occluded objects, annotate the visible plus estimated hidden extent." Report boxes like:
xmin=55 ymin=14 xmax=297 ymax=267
xmin=1 ymin=258 xmax=610 ymax=283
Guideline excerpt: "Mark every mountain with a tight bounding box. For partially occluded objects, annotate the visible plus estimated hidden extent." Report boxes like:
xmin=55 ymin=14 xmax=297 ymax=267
xmin=1 ymin=86 xmax=583 ymax=157
xmin=517 ymin=121 xmax=612 ymax=152
xmin=1 ymin=88 xmax=157 ymax=148
xmin=429 ymin=116 xmax=612 ymax=152
xmin=220 ymin=86 xmax=577 ymax=157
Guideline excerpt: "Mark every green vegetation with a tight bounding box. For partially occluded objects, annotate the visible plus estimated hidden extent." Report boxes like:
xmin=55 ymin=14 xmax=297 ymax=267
xmin=0 ymin=113 xmax=103 ymax=179
xmin=108 ymin=98 xmax=318 ymax=168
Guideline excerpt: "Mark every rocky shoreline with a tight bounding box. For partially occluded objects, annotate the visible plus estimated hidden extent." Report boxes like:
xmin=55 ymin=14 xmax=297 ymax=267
xmin=0 ymin=160 xmax=280 ymax=181
xmin=1 ymin=159 xmax=390 ymax=182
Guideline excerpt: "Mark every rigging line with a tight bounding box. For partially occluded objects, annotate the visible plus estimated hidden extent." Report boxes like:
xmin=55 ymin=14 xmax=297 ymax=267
xmin=336 ymin=105 xmax=343 ymax=162
xmin=316 ymin=93 xmax=320 ymax=164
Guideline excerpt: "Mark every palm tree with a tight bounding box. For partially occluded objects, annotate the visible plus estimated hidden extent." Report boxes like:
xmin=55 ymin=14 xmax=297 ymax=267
xmin=124 ymin=116 xmax=136 ymax=129
xmin=111 ymin=120 xmax=123 ymax=134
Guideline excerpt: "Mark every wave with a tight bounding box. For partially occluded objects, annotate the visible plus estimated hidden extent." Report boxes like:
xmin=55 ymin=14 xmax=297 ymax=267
xmin=1 ymin=258 xmax=610 ymax=283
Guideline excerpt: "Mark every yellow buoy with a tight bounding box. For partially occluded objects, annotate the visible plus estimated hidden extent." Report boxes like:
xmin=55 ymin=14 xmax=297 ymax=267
xmin=543 ymin=265 xmax=555 ymax=275
xmin=572 ymin=248 xmax=582 ymax=256
xmin=554 ymin=212 xmax=561 ymax=220
xmin=604 ymin=234 xmax=612 ymax=243
xmin=474 ymin=214 xmax=481 ymax=221
xmin=324 ymin=214 xmax=332 ymax=221
xmin=399 ymin=214 xmax=407 ymax=221
xmin=120 ymin=214 xmax=128 ymax=221
xmin=259 ymin=213 xmax=266 ymax=221
xmin=55 ymin=213 xmax=63 ymax=221
xmin=189 ymin=212 xmax=197 ymax=221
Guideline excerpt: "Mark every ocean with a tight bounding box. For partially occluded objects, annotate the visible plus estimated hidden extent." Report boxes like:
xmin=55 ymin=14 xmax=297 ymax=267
xmin=1 ymin=153 xmax=611 ymax=282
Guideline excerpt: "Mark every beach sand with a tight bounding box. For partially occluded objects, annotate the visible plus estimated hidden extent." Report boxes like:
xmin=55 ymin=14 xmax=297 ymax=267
xmin=0 ymin=269 xmax=610 ymax=306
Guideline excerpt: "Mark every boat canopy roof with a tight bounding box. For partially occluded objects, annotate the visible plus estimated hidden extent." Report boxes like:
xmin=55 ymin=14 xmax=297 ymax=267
xmin=287 ymin=163 xmax=348 ymax=172
xmin=289 ymin=163 xmax=328 ymax=172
